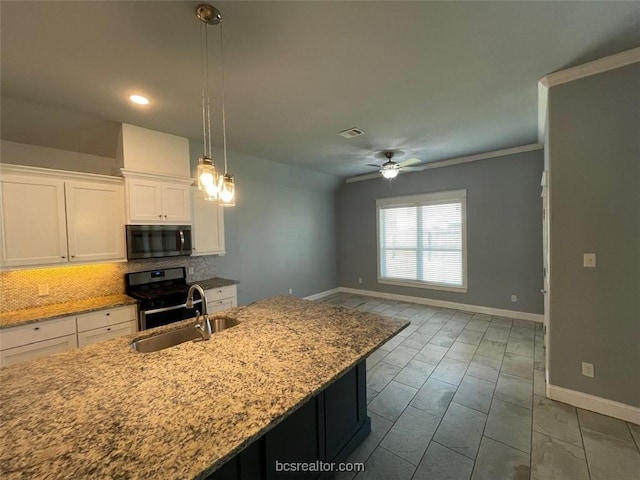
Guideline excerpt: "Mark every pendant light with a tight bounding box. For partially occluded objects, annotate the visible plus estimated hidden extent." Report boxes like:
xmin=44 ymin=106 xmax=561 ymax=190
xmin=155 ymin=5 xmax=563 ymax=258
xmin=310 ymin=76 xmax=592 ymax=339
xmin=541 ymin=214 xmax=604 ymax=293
xmin=195 ymin=4 xmax=235 ymax=205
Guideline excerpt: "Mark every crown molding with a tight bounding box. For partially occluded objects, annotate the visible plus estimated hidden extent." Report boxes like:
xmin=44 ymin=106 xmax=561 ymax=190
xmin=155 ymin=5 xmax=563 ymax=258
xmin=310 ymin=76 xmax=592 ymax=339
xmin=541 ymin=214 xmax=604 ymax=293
xmin=539 ymin=46 xmax=640 ymax=88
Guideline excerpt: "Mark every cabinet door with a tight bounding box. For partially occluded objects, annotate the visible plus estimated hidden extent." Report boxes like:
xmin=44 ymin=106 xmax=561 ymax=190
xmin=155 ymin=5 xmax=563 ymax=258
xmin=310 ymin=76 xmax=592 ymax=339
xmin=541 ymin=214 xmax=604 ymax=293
xmin=126 ymin=178 xmax=163 ymax=222
xmin=0 ymin=176 xmax=68 ymax=267
xmin=65 ymin=181 xmax=125 ymax=262
xmin=77 ymin=320 xmax=136 ymax=347
xmin=192 ymin=193 xmax=225 ymax=255
xmin=266 ymin=397 xmax=323 ymax=480
xmin=161 ymin=183 xmax=191 ymax=223
xmin=0 ymin=334 xmax=78 ymax=367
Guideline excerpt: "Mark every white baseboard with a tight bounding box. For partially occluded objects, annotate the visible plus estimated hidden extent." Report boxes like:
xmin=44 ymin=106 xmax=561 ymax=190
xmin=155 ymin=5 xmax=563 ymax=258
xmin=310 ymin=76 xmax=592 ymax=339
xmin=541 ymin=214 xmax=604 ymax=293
xmin=304 ymin=288 xmax=341 ymax=301
xmin=338 ymin=287 xmax=544 ymax=322
xmin=547 ymin=384 xmax=640 ymax=425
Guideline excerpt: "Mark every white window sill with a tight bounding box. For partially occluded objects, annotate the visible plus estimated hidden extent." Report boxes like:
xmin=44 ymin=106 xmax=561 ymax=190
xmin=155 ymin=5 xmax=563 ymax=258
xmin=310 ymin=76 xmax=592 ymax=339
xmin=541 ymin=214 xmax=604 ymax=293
xmin=378 ymin=278 xmax=468 ymax=294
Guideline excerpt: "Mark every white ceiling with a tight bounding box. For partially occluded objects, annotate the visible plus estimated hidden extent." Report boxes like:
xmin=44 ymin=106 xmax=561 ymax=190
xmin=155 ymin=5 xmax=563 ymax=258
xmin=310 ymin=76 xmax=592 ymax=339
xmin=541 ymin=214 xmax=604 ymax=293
xmin=2 ymin=1 xmax=639 ymax=177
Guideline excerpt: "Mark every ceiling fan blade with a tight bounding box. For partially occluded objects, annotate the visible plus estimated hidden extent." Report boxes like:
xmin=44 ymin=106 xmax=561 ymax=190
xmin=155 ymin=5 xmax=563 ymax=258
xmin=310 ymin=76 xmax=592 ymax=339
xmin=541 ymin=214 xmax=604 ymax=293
xmin=399 ymin=157 xmax=421 ymax=167
xmin=366 ymin=163 xmax=382 ymax=168
xmin=401 ymin=166 xmax=425 ymax=172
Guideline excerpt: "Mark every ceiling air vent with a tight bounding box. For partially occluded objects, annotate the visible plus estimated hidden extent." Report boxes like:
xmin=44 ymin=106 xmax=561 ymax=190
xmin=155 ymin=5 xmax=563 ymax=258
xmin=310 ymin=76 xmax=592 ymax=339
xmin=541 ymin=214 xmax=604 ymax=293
xmin=338 ymin=127 xmax=365 ymax=139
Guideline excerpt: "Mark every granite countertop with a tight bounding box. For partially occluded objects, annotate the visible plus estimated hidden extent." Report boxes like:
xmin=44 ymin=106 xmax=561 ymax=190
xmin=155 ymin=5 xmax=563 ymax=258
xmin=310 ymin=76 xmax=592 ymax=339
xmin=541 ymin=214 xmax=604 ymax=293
xmin=191 ymin=277 xmax=239 ymax=291
xmin=0 ymin=296 xmax=407 ymax=480
xmin=0 ymin=294 xmax=137 ymax=329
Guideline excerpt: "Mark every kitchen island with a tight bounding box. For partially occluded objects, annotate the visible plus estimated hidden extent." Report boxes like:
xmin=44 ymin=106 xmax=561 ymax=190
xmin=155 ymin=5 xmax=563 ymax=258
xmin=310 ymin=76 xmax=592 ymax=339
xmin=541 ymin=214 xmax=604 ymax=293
xmin=0 ymin=296 xmax=407 ymax=479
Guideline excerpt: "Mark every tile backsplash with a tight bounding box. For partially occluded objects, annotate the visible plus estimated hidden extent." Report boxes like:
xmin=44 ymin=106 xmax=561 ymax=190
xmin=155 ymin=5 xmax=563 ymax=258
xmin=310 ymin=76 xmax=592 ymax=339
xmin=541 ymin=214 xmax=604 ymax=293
xmin=0 ymin=256 xmax=218 ymax=312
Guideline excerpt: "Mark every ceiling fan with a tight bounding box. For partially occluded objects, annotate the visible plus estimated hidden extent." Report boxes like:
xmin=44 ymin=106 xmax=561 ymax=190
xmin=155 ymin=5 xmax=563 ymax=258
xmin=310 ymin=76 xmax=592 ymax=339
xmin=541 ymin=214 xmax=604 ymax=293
xmin=367 ymin=151 xmax=425 ymax=179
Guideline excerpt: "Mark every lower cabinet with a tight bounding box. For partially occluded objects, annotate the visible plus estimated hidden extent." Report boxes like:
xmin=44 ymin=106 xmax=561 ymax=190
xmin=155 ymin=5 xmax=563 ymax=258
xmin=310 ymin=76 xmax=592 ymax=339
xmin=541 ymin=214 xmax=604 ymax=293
xmin=0 ymin=334 xmax=78 ymax=367
xmin=206 ymin=362 xmax=370 ymax=480
xmin=76 ymin=305 xmax=137 ymax=347
xmin=0 ymin=316 xmax=78 ymax=367
xmin=205 ymin=285 xmax=238 ymax=314
xmin=0 ymin=305 xmax=138 ymax=366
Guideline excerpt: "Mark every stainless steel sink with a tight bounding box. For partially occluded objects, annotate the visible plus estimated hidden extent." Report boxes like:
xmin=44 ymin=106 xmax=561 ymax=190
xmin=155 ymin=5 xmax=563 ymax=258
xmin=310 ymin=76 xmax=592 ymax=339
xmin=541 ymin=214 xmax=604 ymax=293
xmin=131 ymin=317 xmax=239 ymax=353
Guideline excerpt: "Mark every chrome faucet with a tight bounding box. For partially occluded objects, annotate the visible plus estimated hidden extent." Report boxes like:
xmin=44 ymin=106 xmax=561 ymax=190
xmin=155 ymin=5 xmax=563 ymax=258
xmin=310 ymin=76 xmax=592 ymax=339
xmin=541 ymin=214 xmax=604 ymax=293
xmin=186 ymin=284 xmax=212 ymax=340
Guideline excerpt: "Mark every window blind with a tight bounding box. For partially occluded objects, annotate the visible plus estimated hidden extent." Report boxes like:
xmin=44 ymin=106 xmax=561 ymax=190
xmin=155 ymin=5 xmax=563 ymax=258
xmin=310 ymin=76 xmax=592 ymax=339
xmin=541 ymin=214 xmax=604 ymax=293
xmin=377 ymin=190 xmax=466 ymax=290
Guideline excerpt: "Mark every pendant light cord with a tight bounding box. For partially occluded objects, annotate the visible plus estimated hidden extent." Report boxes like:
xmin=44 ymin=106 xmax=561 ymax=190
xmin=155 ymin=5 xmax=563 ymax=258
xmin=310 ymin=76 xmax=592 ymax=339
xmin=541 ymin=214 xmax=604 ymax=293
xmin=219 ymin=22 xmax=228 ymax=174
xmin=201 ymin=21 xmax=214 ymax=159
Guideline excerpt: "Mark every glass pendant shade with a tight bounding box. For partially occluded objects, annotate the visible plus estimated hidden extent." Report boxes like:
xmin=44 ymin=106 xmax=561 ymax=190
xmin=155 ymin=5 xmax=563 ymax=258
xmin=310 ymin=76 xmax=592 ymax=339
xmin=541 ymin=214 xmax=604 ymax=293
xmin=218 ymin=173 xmax=235 ymax=206
xmin=381 ymin=167 xmax=399 ymax=179
xmin=197 ymin=156 xmax=219 ymax=199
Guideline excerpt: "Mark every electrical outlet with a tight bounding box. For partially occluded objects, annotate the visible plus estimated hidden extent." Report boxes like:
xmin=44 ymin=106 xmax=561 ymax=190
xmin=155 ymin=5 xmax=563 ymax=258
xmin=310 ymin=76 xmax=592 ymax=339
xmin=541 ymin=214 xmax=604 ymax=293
xmin=583 ymin=253 xmax=597 ymax=268
xmin=38 ymin=284 xmax=50 ymax=296
xmin=510 ymin=294 xmax=517 ymax=303
xmin=188 ymin=267 xmax=195 ymax=275
xmin=288 ymin=288 xmax=293 ymax=295
xmin=581 ymin=362 xmax=595 ymax=378
xmin=358 ymin=277 xmax=363 ymax=284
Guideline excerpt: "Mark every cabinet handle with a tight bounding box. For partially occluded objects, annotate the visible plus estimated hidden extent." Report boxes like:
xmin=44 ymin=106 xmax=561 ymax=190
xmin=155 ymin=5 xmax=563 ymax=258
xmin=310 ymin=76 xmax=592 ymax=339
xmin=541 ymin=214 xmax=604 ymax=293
xmin=34 ymin=327 xmax=40 ymax=331
xmin=106 ymin=327 xmax=111 ymax=331
xmin=164 ymin=215 xmax=167 ymax=218
xmin=61 ymin=256 xmax=66 ymax=259
xmin=71 ymin=255 xmax=75 ymax=258
xmin=106 ymin=313 xmax=110 ymax=316
xmin=158 ymin=214 xmax=162 ymax=218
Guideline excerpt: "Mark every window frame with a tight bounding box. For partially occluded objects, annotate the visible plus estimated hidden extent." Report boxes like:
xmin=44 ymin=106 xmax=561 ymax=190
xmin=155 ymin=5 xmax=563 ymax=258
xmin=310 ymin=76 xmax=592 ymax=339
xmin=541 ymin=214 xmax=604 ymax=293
xmin=376 ymin=189 xmax=468 ymax=293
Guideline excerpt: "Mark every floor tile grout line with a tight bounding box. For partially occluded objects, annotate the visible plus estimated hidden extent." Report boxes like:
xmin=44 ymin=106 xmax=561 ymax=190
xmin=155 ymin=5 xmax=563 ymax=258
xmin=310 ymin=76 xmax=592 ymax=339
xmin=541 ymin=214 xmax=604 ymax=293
xmin=576 ymin=406 xmax=594 ymax=480
xmin=628 ymin=423 xmax=640 ymax=454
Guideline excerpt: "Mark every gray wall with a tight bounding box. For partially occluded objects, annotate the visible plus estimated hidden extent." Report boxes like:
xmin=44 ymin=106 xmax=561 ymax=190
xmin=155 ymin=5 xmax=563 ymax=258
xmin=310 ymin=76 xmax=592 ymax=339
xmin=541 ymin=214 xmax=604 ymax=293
xmin=337 ymin=150 xmax=544 ymax=314
xmin=547 ymin=63 xmax=640 ymax=407
xmin=190 ymin=142 xmax=341 ymax=305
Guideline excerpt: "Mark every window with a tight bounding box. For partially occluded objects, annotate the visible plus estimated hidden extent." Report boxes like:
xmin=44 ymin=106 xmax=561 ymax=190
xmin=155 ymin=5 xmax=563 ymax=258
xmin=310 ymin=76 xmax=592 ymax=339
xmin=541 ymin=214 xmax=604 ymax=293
xmin=376 ymin=190 xmax=467 ymax=292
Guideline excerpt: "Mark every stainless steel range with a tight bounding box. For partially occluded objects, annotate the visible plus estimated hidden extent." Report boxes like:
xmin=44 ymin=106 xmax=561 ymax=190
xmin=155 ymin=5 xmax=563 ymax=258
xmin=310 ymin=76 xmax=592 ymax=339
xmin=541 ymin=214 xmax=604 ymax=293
xmin=125 ymin=267 xmax=202 ymax=330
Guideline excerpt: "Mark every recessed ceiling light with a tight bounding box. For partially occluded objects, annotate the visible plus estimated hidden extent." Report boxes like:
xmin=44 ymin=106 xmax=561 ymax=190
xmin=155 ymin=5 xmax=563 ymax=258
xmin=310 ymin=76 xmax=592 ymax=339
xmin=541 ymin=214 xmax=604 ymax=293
xmin=129 ymin=94 xmax=150 ymax=105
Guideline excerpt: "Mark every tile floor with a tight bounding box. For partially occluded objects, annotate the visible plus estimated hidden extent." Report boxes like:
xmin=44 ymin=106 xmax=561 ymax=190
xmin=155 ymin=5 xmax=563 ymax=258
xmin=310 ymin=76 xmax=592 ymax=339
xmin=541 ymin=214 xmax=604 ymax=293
xmin=319 ymin=293 xmax=640 ymax=480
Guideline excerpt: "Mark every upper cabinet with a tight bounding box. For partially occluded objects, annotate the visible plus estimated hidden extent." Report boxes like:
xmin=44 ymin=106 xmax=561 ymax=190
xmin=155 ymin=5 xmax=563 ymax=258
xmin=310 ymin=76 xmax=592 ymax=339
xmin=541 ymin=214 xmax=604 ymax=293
xmin=192 ymin=189 xmax=225 ymax=256
xmin=123 ymin=173 xmax=192 ymax=224
xmin=0 ymin=166 xmax=125 ymax=269
xmin=117 ymin=124 xmax=194 ymax=225
xmin=0 ymin=175 xmax=69 ymax=267
xmin=65 ymin=181 xmax=125 ymax=262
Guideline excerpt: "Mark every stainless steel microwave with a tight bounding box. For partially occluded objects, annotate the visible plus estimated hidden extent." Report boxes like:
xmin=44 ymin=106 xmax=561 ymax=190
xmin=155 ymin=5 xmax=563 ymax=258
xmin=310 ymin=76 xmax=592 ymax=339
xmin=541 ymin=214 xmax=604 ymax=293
xmin=125 ymin=225 xmax=192 ymax=259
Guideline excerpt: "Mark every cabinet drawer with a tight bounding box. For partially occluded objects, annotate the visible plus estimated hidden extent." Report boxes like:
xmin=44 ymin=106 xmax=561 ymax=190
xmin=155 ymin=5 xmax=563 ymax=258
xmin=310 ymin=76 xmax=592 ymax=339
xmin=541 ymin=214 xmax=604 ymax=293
xmin=0 ymin=316 xmax=76 ymax=351
xmin=207 ymin=299 xmax=237 ymax=314
xmin=76 ymin=305 xmax=137 ymax=332
xmin=0 ymin=334 xmax=78 ymax=367
xmin=77 ymin=320 xmax=136 ymax=347
xmin=204 ymin=285 xmax=237 ymax=302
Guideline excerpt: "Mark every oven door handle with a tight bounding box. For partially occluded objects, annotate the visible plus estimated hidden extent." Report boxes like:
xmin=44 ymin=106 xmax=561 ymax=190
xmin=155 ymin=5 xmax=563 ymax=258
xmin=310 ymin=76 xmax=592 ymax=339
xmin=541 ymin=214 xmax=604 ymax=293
xmin=143 ymin=298 xmax=202 ymax=315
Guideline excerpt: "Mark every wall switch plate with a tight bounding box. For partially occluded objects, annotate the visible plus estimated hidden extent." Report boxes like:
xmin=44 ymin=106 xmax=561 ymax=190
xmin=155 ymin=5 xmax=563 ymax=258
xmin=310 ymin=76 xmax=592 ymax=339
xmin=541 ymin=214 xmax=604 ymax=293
xmin=581 ymin=362 xmax=595 ymax=378
xmin=510 ymin=294 xmax=517 ymax=302
xmin=358 ymin=277 xmax=363 ymax=284
xmin=288 ymin=288 xmax=293 ymax=295
xmin=188 ymin=267 xmax=195 ymax=275
xmin=38 ymin=284 xmax=50 ymax=296
xmin=583 ymin=253 xmax=597 ymax=268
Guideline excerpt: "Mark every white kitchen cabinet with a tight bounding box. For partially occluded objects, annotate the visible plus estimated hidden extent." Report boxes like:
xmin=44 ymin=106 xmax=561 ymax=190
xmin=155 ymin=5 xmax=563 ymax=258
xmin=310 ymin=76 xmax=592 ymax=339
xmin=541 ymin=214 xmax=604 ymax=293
xmin=76 ymin=305 xmax=137 ymax=347
xmin=65 ymin=181 xmax=125 ymax=262
xmin=0 ymin=175 xmax=68 ymax=267
xmin=192 ymin=190 xmax=225 ymax=256
xmin=205 ymin=285 xmax=237 ymax=314
xmin=0 ymin=304 xmax=137 ymax=366
xmin=0 ymin=166 xmax=127 ymax=269
xmin=0 ymin=315 xmax=78 ymax=367
xmin=123 ymin=173 xmax=192 ymax=224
